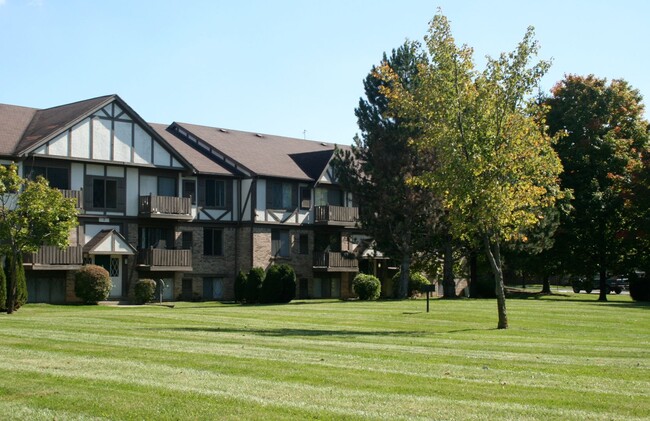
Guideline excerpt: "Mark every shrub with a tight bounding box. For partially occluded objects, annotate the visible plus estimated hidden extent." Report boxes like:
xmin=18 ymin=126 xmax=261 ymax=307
xmin=352 ymin=274 xmax=381 ymax=301
xmin=260 ymin=264 xmax=296 ymax=304
xmin=75 ymin=264 xmax=112 ymax=304
xmin=134 ymin=278 xmax=156 ymax=304
xmin=392 ymin=271 xmax=432 ymax=298
xmin=245 ymin=267 xmax=265 ymax=304
xmin=234 ymin=271 xmax=247 ymax=303
xmin=629 ymin=272 xmax=650 ymax=302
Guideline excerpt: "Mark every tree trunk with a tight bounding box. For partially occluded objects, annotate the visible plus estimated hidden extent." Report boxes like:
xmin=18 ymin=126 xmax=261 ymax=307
xmin=597 ymin=217 xmax=608 ymax=302
xmin=541 ymin=275 xmax=551 ymax=294
xmin=6 ymin=250 xmax=17 ymax=314
xmin=469 ymin=250 xmax=478 ymax=298
xmin=442 ymin=235 xmax=456 ymax=298
xmin=484 ymin=235 xmax=508 ymax=329
xmin=398 ymin=255 xmax=410 ymax=299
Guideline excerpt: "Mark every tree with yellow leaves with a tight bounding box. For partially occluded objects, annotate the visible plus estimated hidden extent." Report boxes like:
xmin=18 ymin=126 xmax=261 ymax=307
xmin=378 ymin=13 xmax=566 ymax=328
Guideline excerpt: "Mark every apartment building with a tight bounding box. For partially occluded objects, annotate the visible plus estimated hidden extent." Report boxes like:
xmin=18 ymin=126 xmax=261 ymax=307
xmin=0 ymin=95 xmax=366 ymax=303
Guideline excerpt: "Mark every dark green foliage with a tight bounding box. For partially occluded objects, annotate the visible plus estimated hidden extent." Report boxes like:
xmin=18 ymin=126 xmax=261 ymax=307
xmin=74 ymin=264 xmax=111 ymax=304
xmin=4 ymin=254 xmax=27 ymax=311
xmin=333 ymin=41 xmax=443 ymax=299
xmin=629 ymin=272 xmax=650 ymax=302
xmin=544 ymin=75 xmax=650 ymax=301
xmin=474 ymin=275 xmax=497 ymax=299
xmin=234 ymin=271 xmax=247 ymax=303
xmin=391 ymin=271 xmax=431 ymax=297
xmin=260 ymin=264 xmax=296 ymax=304
xmin=245 ymin=267 xmax=265 ymax=304
xmin=134 ymin=279 xmax=156 ymax=304
xmin=352 ymin=274 xmax=381 ymax=301
xmin=0 ymin=258 xmax=6 ymax=311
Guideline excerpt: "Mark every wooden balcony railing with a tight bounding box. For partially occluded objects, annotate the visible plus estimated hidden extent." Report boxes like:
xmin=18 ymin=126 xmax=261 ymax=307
xmin=60 ymin=189 xmax=83 ymax=209
xmin=139 ymin=195 xmax=192 ymax=219
xmin=24 ymin=245 xmax=83 ymax=266
xmin=314 ymin=205 xmax=359 ymax=225
xmin=137 ymin=249 xmax=192 ymax=270
xmin=313 ymin=251 xmax=358 ymax=271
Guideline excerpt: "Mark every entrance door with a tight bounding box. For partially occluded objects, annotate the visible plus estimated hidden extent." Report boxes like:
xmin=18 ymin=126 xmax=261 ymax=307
xmin=94 ymin=255 xmax=122 ymax=298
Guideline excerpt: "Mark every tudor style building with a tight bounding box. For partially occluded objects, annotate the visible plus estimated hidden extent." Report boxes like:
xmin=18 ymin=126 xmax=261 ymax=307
xmin=0 ymin=95 xmax=370 ymax=303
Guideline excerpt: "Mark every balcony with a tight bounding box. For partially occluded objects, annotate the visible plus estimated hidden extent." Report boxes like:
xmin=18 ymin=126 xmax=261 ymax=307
xmin=313 ymin=251 xmax=358 ymax=272
xmin=314 ymin=205 xmax=359 ymax=227
xmin=60 ymin=189 xmax=83 ymax=209
xmin=24 ymin=245 xmax=83 ymax=270
xmin=137 ymin=249 xmax=192 ymax=272
xmin=139 ymin=195 xmax=192 ymax=220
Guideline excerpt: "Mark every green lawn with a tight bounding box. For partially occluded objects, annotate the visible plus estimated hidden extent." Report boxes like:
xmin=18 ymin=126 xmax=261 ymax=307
xmin=0 ymin=295 xmax=648 ymax=420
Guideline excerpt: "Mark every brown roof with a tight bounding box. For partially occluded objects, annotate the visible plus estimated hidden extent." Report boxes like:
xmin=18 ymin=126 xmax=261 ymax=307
xmin=15 ymin=95 xmax=114 ymax=155
xmin=0 ymin=103 xmax=38 ymax=156
xmin=173 ymin=122 xmax=339 ymax=181
xmin=149 ymin=123 xmax=234 ymax=176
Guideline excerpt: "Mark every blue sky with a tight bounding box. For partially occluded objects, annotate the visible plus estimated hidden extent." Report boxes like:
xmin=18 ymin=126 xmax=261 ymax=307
xmin=0 ymin=0 xmax=648 ymax=145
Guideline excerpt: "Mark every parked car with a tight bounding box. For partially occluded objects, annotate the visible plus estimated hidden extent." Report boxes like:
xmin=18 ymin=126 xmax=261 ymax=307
xmin=572 ymin=275 xmax=628 ymax=294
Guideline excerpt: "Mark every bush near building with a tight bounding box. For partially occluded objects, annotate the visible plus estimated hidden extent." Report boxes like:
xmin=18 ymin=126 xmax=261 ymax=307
xmin=74 ymin=265 xmax=112 ymax=304
xmin=391 ymin=271 xmax=431 ymax=298
xmin=134 ymin=279 xmax=157 ymax=304
xmin=352 ymin=274 xmax=381 ymax=301
xmin=260 ymin=264 xmax=296 ymax=304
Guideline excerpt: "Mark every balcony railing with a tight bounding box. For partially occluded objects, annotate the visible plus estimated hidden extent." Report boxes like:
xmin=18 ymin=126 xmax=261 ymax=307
xmin=139 ymin=195 xmax=192 ymax=219
xmin=314 ymin=205 xmax=359 ymax=226
xmin=24 ymin=245 xmax=83 ymax=267
xmin=137 ymin=249 xmax=192 ymax=271
xmin=313 ymin=251 xmax=358 ymax=272
xmin=60 ymin=189 xmax=83 ymax=209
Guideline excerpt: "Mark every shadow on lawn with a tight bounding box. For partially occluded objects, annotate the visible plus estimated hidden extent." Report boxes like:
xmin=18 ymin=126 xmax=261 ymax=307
xmin=161 ymin=326 xmax=429 ymax=337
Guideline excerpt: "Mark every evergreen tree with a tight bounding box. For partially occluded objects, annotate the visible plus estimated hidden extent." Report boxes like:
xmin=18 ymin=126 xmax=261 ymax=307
xmin=334 ymin=41 xmax=443 ymax=298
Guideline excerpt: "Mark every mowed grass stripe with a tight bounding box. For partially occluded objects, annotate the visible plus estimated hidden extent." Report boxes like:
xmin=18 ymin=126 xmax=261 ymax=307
xmin=1 ymin=297 xmax=648 ymax=420
xmin=0 ymin=349 xmax=644 ymax=421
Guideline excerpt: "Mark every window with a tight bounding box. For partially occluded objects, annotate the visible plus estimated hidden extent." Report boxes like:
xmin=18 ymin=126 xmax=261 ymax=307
xmin=85 ymin=175 xmax=125 ymax=211
xmin=315 ymin=187 xmax=344 ymax=207
xmin=267 ymin=181 xmax=296 ymax=209
xmin=313 ymin=278 xmax=341 ymax=298
xmin=205 ymin=179 xmax=226 ymax=208
xmin=182 ymin=180 xmax=196 ymax=205
xmin=299 ymin=234 xmax=309 ymax=255
xmin=139 ymin=227 xmax=174 ymax=249
xmin=93 ymin=178 xmax=117 ymax=209
xmin=300 ymin=186 xmax=311 ymax=210
xmin=181 ymin=231 xmax=193 ymax=250
xmin=203 ymin=277 xmax=224 ymax=300
xmin=203 ymin=228 xmax=223 ymax=256
xmin=158 ymin=176 xmax=177 ymax=196
xmin=24 ymin=166 xmax=69 ymax=190
xmin=272 ymin=229 xmax=290 ymax=257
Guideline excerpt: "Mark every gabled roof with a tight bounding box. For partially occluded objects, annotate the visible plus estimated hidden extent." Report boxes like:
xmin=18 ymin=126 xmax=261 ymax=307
xmin=0 ymin=103 xmax=38 ymax=156
xmin=15 ymin=95 xmax=114 ymax=155
xmin=83 ymin=229 xmax=136 ymax=255
xmin=149 ymin=123 xmax=234 ymax=176
xmin=171 ymin=122 xmax=339 ymax=181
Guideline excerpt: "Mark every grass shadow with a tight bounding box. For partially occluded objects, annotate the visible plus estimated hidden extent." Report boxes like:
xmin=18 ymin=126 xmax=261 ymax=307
xmin=159 ymin=326 xmax=428 ymax=337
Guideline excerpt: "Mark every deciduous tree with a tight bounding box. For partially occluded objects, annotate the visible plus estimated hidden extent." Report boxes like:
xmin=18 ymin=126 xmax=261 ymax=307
xmin=379 ymin=13 xmax=565 ymax=328
xmin=544 ymin=75 xmax=649 ymax=301
xmin=0 ymin=163 xmax=78 ymax=313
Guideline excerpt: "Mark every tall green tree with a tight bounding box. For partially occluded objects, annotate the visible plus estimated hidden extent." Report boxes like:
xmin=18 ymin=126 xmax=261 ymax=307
xmin=379 ymin=13 xmax=565 ymax=328
xmin=0 ymin=163 xmax=78 ymax=313
xmin=544 ymin=75 xmax=649 ymax=301
xmin=334 ymin=42 xmax=443 ymax=299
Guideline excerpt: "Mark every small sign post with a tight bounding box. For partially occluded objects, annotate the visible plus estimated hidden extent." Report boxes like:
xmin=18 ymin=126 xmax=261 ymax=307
xmin=421 ymin=284 xmax=435 ymax=313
